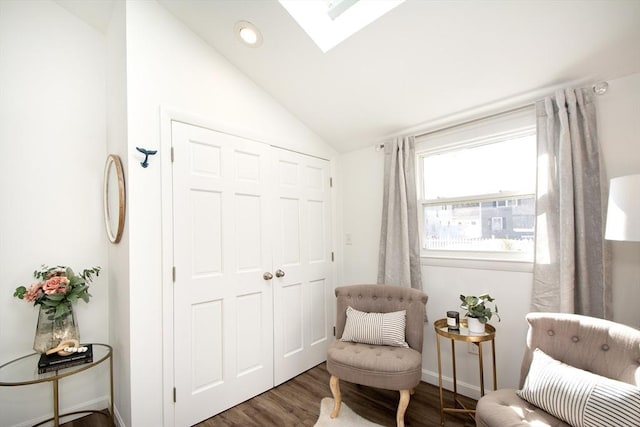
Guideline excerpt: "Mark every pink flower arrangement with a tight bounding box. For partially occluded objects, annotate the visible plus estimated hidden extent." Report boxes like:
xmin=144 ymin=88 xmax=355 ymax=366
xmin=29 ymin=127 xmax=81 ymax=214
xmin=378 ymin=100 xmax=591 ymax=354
xmin=23 ymin=282 xmax=43 ymax=302
xmin=14 ymin=265 xmax=100 ymax=319
xmin=42 ymin=276 xmax=69 ymax=295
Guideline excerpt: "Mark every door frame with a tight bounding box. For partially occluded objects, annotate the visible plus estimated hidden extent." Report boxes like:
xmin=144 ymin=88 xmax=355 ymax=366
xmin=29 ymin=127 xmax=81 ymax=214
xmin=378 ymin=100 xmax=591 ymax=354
xmin=159 ymin=107 xmax=337 ymax=427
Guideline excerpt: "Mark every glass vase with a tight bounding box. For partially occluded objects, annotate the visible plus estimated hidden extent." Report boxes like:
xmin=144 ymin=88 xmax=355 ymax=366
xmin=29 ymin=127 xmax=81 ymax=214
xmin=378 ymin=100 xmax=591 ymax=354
xmin=33 ymin=303 xmax=80 ymax=354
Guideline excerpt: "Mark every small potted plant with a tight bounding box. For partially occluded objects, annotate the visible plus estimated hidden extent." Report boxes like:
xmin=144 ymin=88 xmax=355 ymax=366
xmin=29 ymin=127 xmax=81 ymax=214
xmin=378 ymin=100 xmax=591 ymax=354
xmin=459 ymin=293 xmax=500 ymax=333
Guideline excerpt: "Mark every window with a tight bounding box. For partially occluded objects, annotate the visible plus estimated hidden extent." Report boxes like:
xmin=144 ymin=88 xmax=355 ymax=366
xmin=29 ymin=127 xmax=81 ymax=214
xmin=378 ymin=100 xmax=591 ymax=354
xmin=417 ymin=108 xmax=536 ymax=261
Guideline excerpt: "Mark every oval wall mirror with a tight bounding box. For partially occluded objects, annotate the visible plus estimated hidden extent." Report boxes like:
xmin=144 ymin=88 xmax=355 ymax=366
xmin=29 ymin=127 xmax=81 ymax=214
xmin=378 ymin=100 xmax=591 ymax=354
xmin=103 ymin=154 xmax=125 ymax=243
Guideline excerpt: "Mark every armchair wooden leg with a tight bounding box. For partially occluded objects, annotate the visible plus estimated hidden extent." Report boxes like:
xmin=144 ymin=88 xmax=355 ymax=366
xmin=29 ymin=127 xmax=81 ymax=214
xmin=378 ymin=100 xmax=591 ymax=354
xmin=396 ymin=389 xmax=410 ymax=427
xmin=329 ymin=375 xmax=341 ymax=418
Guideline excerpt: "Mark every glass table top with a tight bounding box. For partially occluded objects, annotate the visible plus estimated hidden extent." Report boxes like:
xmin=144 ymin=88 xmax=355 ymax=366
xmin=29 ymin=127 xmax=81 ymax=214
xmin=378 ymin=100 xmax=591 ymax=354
xmin=433 ymin=318 xmax=496 ymax=343
xmin=0 ymin=343 xmax=111 ymax=385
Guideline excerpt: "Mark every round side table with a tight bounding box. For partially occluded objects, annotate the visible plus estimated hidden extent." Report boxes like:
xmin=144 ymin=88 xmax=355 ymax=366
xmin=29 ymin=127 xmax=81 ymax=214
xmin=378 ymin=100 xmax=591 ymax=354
xmin=434 ymin=318 xmax=496 ymax=426
xmin=0 ymin=343 xmax=113 ymax=427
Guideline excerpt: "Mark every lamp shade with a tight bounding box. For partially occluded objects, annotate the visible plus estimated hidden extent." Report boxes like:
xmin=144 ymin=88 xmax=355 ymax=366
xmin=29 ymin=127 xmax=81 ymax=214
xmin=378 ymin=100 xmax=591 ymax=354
xmin=605 ymin=174 xmax=640 ymax=242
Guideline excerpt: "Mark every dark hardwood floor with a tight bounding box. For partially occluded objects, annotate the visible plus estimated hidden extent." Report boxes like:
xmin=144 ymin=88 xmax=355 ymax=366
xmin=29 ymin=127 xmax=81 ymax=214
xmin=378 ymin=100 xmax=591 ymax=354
xmin=63 ymin=363 xmax=476 ymax=427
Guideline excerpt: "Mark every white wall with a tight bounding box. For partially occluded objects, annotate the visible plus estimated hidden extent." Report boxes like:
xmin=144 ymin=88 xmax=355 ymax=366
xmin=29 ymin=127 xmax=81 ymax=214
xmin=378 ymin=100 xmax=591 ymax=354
xmin=122 ymin=1 xmax=336 ymax=425
xmin=338 ymin=72 xmax=640 ymax=398
xmin=597 ymin=73 xmax=640 ymax=328
xmin=106 ymin=2 xmax=131 ymax=426
xmin=0 ymin=1 xmax=109 ymax=425
xmin=338 ymin=148 xmax=384 ymax=285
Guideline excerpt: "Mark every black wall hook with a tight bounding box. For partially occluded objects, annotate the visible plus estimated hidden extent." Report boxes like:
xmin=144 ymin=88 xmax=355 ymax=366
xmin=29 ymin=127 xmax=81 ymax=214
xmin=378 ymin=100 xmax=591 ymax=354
xmin=136 ymin=147 xmax=157 ymax=168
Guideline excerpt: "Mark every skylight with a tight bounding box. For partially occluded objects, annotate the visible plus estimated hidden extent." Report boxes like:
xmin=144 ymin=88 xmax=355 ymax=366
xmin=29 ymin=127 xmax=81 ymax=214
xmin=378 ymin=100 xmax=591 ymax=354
xmin=279 ymin=0 xmax=405 ymax=53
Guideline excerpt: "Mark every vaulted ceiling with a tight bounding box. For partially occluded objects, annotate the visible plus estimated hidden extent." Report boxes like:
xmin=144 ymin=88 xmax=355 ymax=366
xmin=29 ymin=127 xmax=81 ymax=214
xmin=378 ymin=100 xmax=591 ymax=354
xmin=58 ymin=0 xmax=640 ymax=153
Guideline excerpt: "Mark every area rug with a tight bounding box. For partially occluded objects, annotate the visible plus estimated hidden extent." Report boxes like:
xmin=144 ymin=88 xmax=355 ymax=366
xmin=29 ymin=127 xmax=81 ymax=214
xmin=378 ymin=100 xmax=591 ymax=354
xmin=314 ymin=397 xmax=385 ymax=426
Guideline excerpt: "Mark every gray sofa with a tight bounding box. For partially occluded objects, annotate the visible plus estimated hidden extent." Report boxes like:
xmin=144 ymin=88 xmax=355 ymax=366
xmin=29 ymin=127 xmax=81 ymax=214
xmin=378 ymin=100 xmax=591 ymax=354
xmin=476 ymin=312 xmax=640 ymax=427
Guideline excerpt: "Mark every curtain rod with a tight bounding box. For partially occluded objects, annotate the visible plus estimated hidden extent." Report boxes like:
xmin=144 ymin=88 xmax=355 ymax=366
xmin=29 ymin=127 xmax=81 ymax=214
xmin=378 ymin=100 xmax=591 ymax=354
xmin=414 ymin=103 xmax=533 ymax=139
xmin=376 ymin=81 xmax=609 ymax=150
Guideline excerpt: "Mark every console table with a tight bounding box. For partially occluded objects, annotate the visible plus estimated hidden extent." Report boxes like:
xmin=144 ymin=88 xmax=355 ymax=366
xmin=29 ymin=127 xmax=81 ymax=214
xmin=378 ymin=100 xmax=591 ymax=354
xmin=0 ymin=343 xmax=113 ymax=427
xmin=434 ymin=318 xmax=496 ymax=426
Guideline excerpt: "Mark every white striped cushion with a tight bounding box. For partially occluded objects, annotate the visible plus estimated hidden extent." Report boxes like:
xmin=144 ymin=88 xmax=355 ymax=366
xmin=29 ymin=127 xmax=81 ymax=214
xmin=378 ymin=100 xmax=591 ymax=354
xmin=517 ymin=348 xmax=640 ymax=427
xmin=340 ymin=306 xmax=408 ymax=348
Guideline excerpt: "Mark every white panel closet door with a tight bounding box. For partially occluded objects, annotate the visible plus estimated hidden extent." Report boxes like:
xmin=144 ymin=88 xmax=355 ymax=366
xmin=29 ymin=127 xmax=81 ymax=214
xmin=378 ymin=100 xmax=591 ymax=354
xmin=272 ymin=149 xmax=332 ymax=386
xmin=172 ymin=122 xmax=274 ymax=426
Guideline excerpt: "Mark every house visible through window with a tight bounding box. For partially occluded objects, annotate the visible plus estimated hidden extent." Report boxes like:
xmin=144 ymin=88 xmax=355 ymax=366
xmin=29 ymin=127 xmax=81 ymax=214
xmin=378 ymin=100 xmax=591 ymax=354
xmin=416 ymin=107 xmax=536 ymax=261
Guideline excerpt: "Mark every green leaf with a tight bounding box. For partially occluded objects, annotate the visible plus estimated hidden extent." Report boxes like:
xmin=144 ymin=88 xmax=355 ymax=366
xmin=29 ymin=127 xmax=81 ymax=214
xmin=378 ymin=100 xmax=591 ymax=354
xmin=14 ymin=286 xmax=27 ymax=298
xmin=46 ymin=292 xmax=66 ymax=301
xmin=54 ymin=303 xmax=70 ymax=319
xmin=459 ymin=293 xmax=500 ymax=323
xmin=68 ymin=275 xmax=81 ymax=287
xmin=80 ymin=267 xmax=100 ymax=283
xmin=74 ymin=284 xmax=88 ymax=294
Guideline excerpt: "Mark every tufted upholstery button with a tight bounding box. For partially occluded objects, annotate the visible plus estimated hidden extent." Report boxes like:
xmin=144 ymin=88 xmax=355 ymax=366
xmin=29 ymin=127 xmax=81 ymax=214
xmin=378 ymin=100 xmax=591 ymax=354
xmin=547 ymin=330 xmax=555 ymax=336
xmin=373 ymin=296 xmax=377 ymax=300
xmin=399 ymin=297 xmax=404 ymax=302
xmin=572 ymin=336 xmax=579 ymax=343
xmin=358 ymin=294 xmax=362 ymax=299
xmin=601 ymin=344 xmax=610 ymax=351
xmin=388 ymin=296 xmax=393 ymax=301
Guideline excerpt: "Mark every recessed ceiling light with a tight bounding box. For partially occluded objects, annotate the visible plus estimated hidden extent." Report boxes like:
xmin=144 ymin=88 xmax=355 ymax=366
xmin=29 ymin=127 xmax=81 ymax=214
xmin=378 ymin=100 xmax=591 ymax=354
xmin=235 ymin=21 xmax=263 ymax=47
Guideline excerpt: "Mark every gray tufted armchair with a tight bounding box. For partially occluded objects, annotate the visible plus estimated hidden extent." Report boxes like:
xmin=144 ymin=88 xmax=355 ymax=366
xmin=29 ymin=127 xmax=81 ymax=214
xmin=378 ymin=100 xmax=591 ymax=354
xmin=326 ymin=284 xmax=428 ymax=427
xmin=476 ymin=312 xmax=640 ymax=426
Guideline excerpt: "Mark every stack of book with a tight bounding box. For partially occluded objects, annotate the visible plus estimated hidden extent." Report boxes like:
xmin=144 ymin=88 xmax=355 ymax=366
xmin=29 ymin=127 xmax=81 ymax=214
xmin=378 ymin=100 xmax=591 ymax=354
xmin=37 ymin=344 xmax=94 ymax=374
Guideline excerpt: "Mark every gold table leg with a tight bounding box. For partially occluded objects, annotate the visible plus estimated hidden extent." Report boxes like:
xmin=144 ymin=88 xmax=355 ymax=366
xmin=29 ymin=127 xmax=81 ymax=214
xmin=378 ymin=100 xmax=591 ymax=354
xmin=436 ymin=335 xmax=444 ymax=426
xmin=478 ymin=342 xmax=485 ymax=397
xmin=53 ymin=378 xmax=59 ymax=427
xmin=492 ymin=339 xmax=497 ymax=390
xmin=451 ymin=339 xmax=457 ymax=401
xmin=110 ymin=352 xmax=115 ymax=425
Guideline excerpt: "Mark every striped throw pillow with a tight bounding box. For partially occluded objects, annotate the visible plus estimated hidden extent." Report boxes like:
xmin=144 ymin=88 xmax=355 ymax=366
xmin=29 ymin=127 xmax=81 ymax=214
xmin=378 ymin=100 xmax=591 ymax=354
xmin=340 ymin=306 xmax=408 ymax=348
xmin=517 ymin=348 xmax=640 ymax=427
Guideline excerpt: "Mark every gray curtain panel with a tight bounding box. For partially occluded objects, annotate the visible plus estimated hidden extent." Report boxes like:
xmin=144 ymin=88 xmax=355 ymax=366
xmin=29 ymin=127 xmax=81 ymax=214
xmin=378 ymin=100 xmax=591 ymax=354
xmin=533 ymin=88 xmax=611 ymax=318
xmin=378 ymin=136 xmax=423 ymax=290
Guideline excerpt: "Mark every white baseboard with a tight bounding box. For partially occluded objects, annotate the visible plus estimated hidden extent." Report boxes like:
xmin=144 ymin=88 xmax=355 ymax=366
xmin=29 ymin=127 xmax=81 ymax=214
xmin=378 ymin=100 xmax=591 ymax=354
xmin=422 ymin=368 xmax=482 ymax=400
xmin=11 ymin=395 xmax=110 ymax=427
xmin=113 ymin=404 xmax=126 ymax=427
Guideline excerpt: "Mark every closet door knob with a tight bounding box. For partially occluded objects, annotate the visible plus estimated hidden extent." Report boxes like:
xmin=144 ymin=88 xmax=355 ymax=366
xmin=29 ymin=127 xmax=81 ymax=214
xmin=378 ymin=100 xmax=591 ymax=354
xmin=263 ymin=272 xmax=273 ymax=280
xmin=275 ymin=269 xmax=285 ymax=278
